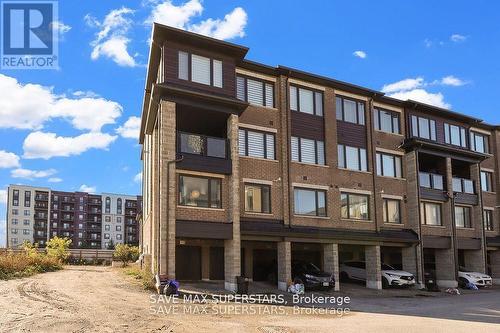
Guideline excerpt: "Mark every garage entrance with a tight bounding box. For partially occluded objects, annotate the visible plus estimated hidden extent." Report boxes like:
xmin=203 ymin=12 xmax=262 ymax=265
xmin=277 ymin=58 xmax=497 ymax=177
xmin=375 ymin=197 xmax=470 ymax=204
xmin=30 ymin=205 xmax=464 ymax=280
xmin=381 ymin=246 xmax=403 ymax=270
xmin=176 ymin=245 xmax=201 ymax=280
xmin=292 ymin=243 xmax=322 ymax=269
xmin=209 ymin=247 xmax=224 ymax=280
xmin=252 ymin=249 xmax=277 ymax=282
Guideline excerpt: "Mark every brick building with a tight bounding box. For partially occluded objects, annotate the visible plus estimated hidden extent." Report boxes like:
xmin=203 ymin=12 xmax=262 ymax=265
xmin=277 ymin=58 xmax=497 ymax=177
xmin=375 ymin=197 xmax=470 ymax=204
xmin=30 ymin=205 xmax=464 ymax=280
xmin=5 ymin=185 xmax=141 ymax=249
xmin=139 ymin=24 xmax=500 ymax=291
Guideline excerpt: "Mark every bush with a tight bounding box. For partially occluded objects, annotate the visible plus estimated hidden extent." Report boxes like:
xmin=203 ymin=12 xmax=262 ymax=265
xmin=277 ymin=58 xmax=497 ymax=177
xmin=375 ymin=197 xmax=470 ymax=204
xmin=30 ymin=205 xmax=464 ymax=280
xmin=124 ymin=266 xmax=155 ymax=290
xmin=0 ymin=249 xmax=62 ymax=280
xmin=46 ymin=237 xmax=72 ymax=263
xmin=113 ymin=244 xmax=140 ymax=267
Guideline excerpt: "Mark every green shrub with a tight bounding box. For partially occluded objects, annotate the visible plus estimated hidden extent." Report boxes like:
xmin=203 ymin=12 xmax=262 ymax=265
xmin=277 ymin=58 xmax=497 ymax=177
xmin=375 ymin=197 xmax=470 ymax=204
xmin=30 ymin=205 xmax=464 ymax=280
xmin=46 ymin=237 xmax=72 ymax=263
xmin=113 ymin=244 xmax=140 ymax=267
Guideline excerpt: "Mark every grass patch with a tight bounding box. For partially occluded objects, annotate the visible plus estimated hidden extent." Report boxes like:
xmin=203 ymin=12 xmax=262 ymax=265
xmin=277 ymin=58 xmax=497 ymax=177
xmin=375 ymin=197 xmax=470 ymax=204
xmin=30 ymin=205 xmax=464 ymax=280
xmin=0 ymin=251 xmax=62 ymax=280
xmin=122 ymin=266 xmax=156 ymax=291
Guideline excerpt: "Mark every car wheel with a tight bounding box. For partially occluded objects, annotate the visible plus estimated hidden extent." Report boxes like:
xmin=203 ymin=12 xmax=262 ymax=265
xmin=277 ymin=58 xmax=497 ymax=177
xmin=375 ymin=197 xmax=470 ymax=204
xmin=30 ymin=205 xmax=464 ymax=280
xmin=458 ymin=277 xmax=468 ymax=288
xmin=340 ymin=272 xmax=349 ymax=282
xmin=382 ymin=277 xmax=389 ymax=289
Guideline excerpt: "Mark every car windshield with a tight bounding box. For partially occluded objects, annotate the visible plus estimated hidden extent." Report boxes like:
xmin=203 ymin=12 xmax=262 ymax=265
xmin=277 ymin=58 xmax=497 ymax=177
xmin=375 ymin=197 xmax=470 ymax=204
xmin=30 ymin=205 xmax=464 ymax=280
xmin=381 ymin=263 xmax=395 ymax=270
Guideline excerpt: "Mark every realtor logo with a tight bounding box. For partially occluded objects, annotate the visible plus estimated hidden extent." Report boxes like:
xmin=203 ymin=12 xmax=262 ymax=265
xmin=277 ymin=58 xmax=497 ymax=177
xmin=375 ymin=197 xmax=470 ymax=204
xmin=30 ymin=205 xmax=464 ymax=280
xmin=1 ymin=0 xmax=58 ymax=69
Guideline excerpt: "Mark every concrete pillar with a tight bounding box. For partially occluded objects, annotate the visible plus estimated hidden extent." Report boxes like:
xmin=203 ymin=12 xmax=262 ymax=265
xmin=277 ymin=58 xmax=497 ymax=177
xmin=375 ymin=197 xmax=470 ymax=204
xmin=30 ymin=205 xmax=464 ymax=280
xmin=224 ymin=114 xmax=241 ymax=291
xmin=435 ymin=248 xmax=458 ymax=288
xmin=490 ymin=250 xmax=500 ymax=284
xmin=159 ymin=100 xmax=177 ymax=278
xmin=244 ymin=246 xmax=253 ymax=280
xmin=277 ymin=241 xmax=292 ymax=291
xmin=323 ymin=243 xmax=340 ymax=291
xmin=402 ymin=245 xmax=424 ymax=288
xmin=365 ymin=245 xmax=382 ymax=289
xmin=201 ymin=246 xmax=210 ymax=281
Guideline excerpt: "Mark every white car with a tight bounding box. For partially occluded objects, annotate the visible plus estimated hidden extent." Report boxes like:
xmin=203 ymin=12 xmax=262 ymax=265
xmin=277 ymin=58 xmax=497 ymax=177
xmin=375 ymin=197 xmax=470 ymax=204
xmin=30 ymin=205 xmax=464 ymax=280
xmin=458 ymin=267 xmax=492 ymax=287
xmin=340 ymin=261 xmax=416 ymax=288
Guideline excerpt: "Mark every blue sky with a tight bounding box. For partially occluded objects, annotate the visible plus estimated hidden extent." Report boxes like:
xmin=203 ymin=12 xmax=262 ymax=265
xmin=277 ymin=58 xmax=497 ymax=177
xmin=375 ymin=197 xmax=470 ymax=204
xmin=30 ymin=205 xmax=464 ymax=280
xmin=0 ymin=0 xmax=499 ymax=246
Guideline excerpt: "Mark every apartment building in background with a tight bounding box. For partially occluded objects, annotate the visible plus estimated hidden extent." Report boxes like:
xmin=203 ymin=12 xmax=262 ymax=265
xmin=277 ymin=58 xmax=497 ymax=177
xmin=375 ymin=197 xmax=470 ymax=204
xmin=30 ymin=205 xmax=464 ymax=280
xmin=139 ymin=24 xmax=500 ymax=291
xmin=5 ymin=185 xmax=141 ymax=249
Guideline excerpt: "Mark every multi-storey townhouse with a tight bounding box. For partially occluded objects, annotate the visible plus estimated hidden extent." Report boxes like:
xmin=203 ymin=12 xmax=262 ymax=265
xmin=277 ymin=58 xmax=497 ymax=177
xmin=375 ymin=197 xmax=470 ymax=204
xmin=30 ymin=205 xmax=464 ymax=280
xmin=139 ymin=24 xmax=500 ymax=291
xmin=6 ymin=185 xmax=141 ymax=250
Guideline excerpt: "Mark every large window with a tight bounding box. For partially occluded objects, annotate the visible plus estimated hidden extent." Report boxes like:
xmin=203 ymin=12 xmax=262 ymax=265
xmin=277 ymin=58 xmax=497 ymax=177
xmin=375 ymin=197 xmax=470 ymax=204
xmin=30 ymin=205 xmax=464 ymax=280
xmin=374 ymin=108 xmax=400 ymax=134
xmin=338 ymin=145 xmax=367 ymax=171
xmin=341 ymin=192 xmax=369 ymax=220
xmin=420 ymin=202 xmax=442 ymax=226
xmin=444 ymin=123 xmax=467 ymax=148
xmin=290 ymin=86 xmax=323 ymax=116
xmin=239 ymin=128 xmax=275 ymax=160
xmin=236 ymin=76 xmax=274 ymax=107
xmin=24 ymin=191 xmax=31 ymax=207
xmin=383 ymin=199 xmax=401 ymax=224
xmin=411 ymin=115 xmax=436 ymax=141
xmin=419 ymin=172 xmax=444 ymax=190
xmin=376 ymin=152 xmax=402 ymax=178
xmin=484 ymin=210 xmax=494 ymax=231
xmin=294 ymin=188 xmax=326 ymax=217
xmin=481 ymin=171 xmax=493 ymax=192
xmin=291 ymin=137 xmax=325 ymax=165
xmin=244 ymin=184 xmax=271 ymax=214
xmin=336 ymin=96 xmax=365 ymax=125
xmin=117 ymin=198 xmax=122 ymax=214
xmin=470 ymin=132 xmax=489 ymax=153
xmin=455 ymin=206 xmax=471 ymax=228
xmin=12 ymin=190 xmax=19 ymax=206
xmin=178 ymin=51 xmax=223 ymax=88
xmin=105 ymin=197 xmax=110 ymax=214
xmin=179 ymin=175 xmax=222 ymax=209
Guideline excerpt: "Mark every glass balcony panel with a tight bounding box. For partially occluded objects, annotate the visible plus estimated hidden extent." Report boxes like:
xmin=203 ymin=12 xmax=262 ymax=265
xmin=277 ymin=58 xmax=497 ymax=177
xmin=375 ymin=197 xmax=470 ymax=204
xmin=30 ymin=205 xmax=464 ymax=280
xmin=419 ymin=173 xmax=431 ymax=188
xmin=452 ymin=178 xmax=462 ymax=192
xmin=432 ymin=175 xmax=444 ymax=190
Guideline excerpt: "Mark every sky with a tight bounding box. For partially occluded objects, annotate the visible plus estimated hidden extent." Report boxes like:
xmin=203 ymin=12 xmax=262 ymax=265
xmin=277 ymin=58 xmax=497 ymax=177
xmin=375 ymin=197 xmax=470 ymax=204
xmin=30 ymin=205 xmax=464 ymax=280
xmin=0 ymin=0 xmax=499 ymax=246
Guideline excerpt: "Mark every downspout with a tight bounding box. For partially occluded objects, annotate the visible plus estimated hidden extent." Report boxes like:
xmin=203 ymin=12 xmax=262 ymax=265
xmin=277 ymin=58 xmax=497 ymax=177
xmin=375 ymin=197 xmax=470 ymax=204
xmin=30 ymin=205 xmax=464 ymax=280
xmin=368 ymin=95 xmax=379 ymax=233
xmin=477 ymin=160 xmax=488 ymax=273
xmin=449 ymin=192 xmax=459 ymax=281
xmin=284 ymin=71 xmax=292 ymax=229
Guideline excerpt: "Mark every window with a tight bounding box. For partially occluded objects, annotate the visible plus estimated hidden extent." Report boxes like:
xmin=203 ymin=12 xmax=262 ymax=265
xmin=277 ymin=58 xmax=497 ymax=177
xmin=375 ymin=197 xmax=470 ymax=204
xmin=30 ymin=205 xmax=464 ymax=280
xmin=444 ymin=123 xmax=467 ymax=147
xmin=116 ymin=234 xmax=122 ymax=240
xmin=420 ymin=202 xmax=442 ymax=226
xmin=341 ymin=192 xmax=369 ymax=220
xmin=105 ymin=197 xmax=110 ymax=214
xmin=419 ymin=172 xmax=444 ymax=190
xmin=12 ymin=189 xmax=19 ymax=206
xmin=411 ymin=115 xmax=436 ymax=141
xmin=244 ymin=184 xmax=271 ymax=214
xmin=470 ymin=132 xmax=489 ymax=153
xmin=12 ymin=219 xmax=17 ymax=225
xmin=291 ymin=137 xmax=325 ymax=165
xmin=294 ymin=188 xmax=326 ymax=217
xmin=23 ymin=219 xmax=29 ymax=225
xmin=78 ymin=214 xmax=83 ymax=220
xmin=178 ymin=51 xmax=223 ymax=88
xmin=236 ymin=76 xmax=274 ymax=107
xmin=104 ymin=233 xmax=110 ymax=240
xmin=12 ymin=209 xmax=18 ymax=215
xmin=376 ymin=153 xmax=402 ymax=178
xmin=23 ymin=229 xmax=30 ymax=235
xmin=105 ymin=216 xmax=111 ymax=222
xmin=11 ymin=229 xmax=17 ymax=234
xmin=117 ymin=217 xmax=122 ymax=223
xmin=336 ymin=96 xmax=365 ymax=125
xmin=105 ymin=225 xmax=110 ymax=231
xmin=374 ymin=108 xmax=400 ymax=134
xmin=338 ymin=145 xmax=367 ymax=171
xmin=452 ymin=178 xmax=474 ymax=194
xmin=290 ymin=86 xmax=323 ymax=116
xmin=79 ymin=223 xmax=83 ymax=229
xmin=24 ymin=191 xmax=31 ymax=207
xmin=117 ymin=198 xmax=122 ymax=214
xmin=116 ymin=225 xmax=122 ymax=232
xmin=484 ymin=210 xmax=494 ymax=231
xmin=179 ymin=175 xmax=222 ymax=208
xmin=481 ymin=171 xmax=493 ymax=192
xmin=24 ymin=210 xmax=29 ymax=216
xmin=238 ymin=128 xmax=275 ymax=160
xmin=383 ymin=199 xmax=401 ymax=223
xmin=455 ymin=206 xmax=471 ymax=228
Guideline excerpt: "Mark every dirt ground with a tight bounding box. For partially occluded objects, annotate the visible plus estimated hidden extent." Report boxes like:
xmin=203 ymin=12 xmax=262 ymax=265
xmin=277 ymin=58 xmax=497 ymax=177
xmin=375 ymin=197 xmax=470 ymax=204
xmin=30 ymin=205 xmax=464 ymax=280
xmin=0 ymin=266 xmax=498 ymax=333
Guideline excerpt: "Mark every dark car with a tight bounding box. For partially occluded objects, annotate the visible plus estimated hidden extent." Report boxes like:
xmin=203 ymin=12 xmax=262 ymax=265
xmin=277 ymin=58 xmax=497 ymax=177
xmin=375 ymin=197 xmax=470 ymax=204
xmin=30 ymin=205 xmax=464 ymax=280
xmin=292 ymin=262 xmax=335 ymax=290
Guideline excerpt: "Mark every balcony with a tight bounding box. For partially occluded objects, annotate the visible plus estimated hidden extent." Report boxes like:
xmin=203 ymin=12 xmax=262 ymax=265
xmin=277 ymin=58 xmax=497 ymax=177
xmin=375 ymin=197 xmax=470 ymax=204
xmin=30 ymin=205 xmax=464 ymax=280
xmin=88 ymin=199 xmax=102 ymax=206
xmin=89 ymin=208 xmax=102 ymax=214
xmin=419 ymin=172 xmax=447 ymax=201
xmin=176 ymin=131 xmax=231 ymax=174
xmin=452 ymin=177 xmax=478 ymax=205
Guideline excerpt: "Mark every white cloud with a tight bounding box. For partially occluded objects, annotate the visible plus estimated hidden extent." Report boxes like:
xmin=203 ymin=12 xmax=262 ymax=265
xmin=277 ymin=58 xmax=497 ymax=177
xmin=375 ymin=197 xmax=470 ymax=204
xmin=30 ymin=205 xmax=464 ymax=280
xmin=116 ymin=116 xmax=141 ymax=139
xmin=450 ymin=34 xmax=467 ymax=42
xmin=0 ymin=74 xmax=122 ymax=131
xmin=79 ymin=184 xmax=96 ymax=193
xmin=0 ymin=189 xmax=6 ymax=204
xmin=11 ymin=168 xmax=57 ymax=180
xmin=134 ymin=172 xmax=142 ymax=183
xmin=382 ymin=77 xmax=425 ymax=94
xmin=146 ymin=0 xmax=247 ymax=40
xmin=353 ymin=50 xmax=366 ymax=59
xmin=51 ymin=21 xmax=71 ymax=35
xmin=87 ymin=7 xmax=138 ymax=67
xmin=388 ymin=89 xmax=450 ymax=109
xmin=23 ymin=131 xmax=117 ymax=160
xmin=48 ymin=177 xmax=63 ymax=183
xmin=439 ymin=75 xmax=467 ymax=86
xmin=0 ymin=151 xmax=20 ymax=168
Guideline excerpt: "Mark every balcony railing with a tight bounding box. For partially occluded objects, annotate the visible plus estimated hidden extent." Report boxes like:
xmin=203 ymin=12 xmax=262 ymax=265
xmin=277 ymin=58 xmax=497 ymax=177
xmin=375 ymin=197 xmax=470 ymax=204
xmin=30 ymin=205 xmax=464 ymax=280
xmin=452 ymin=177 xmax=475 ymax=194
xmin=178 ymin=131 xmax=227 ymax=159
xmin=419 ymin=172 xmax=444 ymax=190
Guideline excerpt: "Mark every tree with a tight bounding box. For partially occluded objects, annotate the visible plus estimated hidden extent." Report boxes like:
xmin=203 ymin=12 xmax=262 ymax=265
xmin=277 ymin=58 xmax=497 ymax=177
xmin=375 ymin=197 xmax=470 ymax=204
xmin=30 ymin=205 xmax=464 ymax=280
xmin=22 ymin=241 xmax=39 ymax=258
xmin=113 ymin=244 xmax=140 ymax=267
xmin=46 ymin=237 xmax=72 ymax=263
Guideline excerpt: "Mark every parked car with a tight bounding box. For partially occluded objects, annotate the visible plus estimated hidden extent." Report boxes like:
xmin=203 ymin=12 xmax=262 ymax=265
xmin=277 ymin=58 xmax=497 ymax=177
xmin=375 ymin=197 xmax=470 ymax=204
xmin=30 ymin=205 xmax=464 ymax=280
xmin=339 ymin=261 xmax=415 ymax=288
xmin=292 ymin=262 xmax=335 ymax=290
xmin=458 ymin=267 xmax=492 ymax=288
